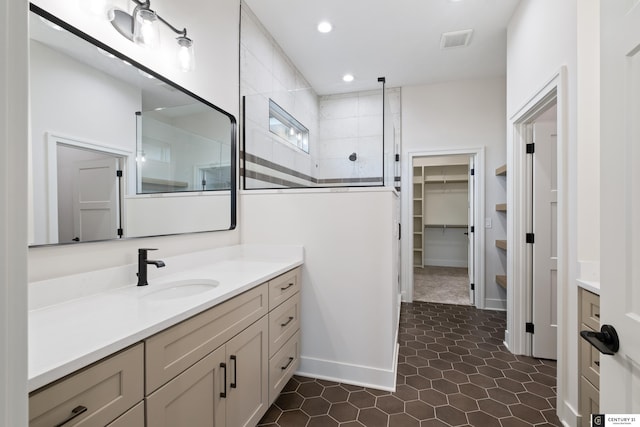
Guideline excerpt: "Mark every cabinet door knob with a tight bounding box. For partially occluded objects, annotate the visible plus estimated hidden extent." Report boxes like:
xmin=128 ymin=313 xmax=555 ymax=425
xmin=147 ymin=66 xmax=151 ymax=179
xmin=580 ymin=324 xmax=620 ymax=355
xmin=54 ymin=405 xmax=87 ymax=427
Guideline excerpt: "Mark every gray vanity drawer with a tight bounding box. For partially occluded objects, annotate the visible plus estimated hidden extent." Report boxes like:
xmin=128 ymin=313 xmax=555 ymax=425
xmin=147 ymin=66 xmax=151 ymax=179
xmin=269 ymin=267 xmax=301 ymax=310
xmin=29 ymin=344 xmax=143 ymax=427
xmin=269 ymin=292 xmax=300 ymax=357
xmin=269 ymin=331 xmax=300 ymax=404
xmin=145 ymin=283 xmax=268 ymax=393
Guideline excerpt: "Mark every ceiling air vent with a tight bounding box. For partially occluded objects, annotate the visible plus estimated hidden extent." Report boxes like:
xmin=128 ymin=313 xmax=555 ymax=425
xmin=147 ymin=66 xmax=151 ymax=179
xmin=440 ymin=29 xmax=474 ymax=49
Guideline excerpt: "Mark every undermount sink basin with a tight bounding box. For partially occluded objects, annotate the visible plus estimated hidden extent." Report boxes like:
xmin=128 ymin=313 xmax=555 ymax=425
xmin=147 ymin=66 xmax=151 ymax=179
xmin=141 ymin=279 xmax=220 ymax=301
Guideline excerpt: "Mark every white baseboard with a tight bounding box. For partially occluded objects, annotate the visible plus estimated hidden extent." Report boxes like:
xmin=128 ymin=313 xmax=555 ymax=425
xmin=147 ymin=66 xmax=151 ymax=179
xmin=296 ymin=344 xmax=399 ymax=392
xmin=559 ymin=399 xmax=580 ymax=427
xmin=484 ymin=298 xmax=507 ymax=311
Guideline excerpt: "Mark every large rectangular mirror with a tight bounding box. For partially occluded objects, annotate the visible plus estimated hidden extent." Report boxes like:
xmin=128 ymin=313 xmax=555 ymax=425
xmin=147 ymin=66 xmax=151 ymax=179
xmin=29 ymin=5 xmax=236 ymax=246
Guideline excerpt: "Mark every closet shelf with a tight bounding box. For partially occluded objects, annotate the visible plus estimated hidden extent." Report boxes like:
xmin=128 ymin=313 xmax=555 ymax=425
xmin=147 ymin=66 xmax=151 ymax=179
xmin=424 ymin=177 xmax=468 ymax=184
xmin=496 ymin=203 xmax=507 ymax=212
xmin=496 ymin=240 xmax=507 ymax=250
xmin=425 ymin=224 xmax=468 ymax=229
xmin=496 ymin=275 xmax=507 ymax=289
xmin=495 ymin=164 xmax=507 ymax=176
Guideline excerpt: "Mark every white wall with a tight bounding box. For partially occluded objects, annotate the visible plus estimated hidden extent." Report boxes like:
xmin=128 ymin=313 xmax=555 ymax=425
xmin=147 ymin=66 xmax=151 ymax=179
xmin=402 ymin=77 xmax=507 ymax=310
xmin=506 ymin=1 xmax=583 ymax=425
xmin=241 ymin=189 xmax=400 ymax=390
xmin=28 ymin=0 xmax=241 ymax=282
xmin=1 ymin=0 xmax=28 ymax=423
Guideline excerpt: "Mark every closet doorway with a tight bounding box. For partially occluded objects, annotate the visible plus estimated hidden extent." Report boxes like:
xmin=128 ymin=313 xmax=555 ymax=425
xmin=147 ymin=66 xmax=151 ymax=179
xmin=412 ymin=154 xmax=476 ymax=306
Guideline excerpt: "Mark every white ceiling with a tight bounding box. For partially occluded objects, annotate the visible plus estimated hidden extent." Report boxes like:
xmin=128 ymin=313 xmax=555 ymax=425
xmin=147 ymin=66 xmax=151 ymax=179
xmin=243 ymin=0 xmax=521 ymax=95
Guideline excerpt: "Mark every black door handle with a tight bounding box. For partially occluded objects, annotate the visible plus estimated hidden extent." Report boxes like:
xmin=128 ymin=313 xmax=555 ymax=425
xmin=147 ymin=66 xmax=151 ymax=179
xmin=580 ymin=324 xmax=620 ymax=355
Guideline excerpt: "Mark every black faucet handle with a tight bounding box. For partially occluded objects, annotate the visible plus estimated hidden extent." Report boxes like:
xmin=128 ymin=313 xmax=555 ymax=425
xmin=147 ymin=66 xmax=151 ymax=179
xmin=139 ymin=248 xmax=159 ymax=253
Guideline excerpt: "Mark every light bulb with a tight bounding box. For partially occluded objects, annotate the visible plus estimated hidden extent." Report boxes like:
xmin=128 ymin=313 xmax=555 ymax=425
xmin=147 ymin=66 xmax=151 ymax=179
xmin=134 ymin=8 xmax=159 ymax=48
xmin=177 ymin=36 xmax=195 ymax=72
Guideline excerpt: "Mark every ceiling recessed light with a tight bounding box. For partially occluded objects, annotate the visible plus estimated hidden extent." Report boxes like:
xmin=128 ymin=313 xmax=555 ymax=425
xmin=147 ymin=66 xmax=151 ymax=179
xmin=343 ymin=74 xmax=354 ymax=82
xmin=317 ymin=21 xmax=333 ymax=33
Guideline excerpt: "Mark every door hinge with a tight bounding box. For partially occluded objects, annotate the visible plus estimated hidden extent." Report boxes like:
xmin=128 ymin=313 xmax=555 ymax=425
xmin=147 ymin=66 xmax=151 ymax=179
xmin=470 ymin=226 xmax=475 ymax=233
xmin=526 ymin=233 xmax=535 ymax=244
xmin=526 ymin=143 xmax=535 ymax=154
xmin=470 ymin=168 xmax=475 ymax=176
xmin=395 ymin=154 xmax=400 ymax=162
xmin=526 ymin=322 xmax=535 ymax=334
xmin=470 ymin=283 xmax=475 ymax=290
xmin=117 ymin=228 xmax=123 ymax=237
xmin=398 ymin=223 xmax=401 ymax=240
xmin=116 ymin=170 xmax=123 ymax=178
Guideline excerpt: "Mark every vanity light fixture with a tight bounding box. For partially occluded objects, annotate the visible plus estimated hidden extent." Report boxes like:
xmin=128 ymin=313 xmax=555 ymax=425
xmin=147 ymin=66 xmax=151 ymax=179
xmin=109 ymin=0 xmax=195 ymax=71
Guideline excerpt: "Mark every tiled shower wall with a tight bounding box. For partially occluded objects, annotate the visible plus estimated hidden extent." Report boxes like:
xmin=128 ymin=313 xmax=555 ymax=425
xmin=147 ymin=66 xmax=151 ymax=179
xmin=241 ymin=3 xmax=402 ymax=188
xmin=241 ymin=4 xmax=319 ymax=188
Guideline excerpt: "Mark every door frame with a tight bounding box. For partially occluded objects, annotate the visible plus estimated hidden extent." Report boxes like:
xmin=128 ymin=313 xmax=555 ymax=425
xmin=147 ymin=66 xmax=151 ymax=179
xmin=401 ymin=147 xmax=485 ymax=308
xmin=45 ymin=133 xmax=133 ymax=244
xmin=507 ymin=67 xmax=567 ymax=373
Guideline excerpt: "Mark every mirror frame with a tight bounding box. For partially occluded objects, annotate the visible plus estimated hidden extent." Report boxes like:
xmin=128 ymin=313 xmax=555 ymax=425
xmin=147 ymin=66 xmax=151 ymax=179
xmin=29 ymin=4 xmax=237 ymax=246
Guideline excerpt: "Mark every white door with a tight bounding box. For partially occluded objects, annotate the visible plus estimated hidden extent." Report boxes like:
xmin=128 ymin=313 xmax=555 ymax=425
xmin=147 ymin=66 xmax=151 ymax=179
xmin=599 ymin=0 xmax=640 ymax=412
xmin=531 ymin=118 xmax=558 ymax=360
xmin=468 ymin=156 xmax=475 ymax=305
xmin=72 ymin=158 xmax=120 ymax=242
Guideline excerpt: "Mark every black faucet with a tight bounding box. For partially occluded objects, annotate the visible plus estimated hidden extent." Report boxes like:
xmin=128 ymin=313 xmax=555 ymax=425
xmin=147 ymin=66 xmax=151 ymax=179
xmin=137 ymin=248 xmax=166 ymax=286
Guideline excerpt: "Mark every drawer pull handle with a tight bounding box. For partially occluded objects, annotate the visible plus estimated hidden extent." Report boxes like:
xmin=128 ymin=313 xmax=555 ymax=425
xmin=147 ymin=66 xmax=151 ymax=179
xmin=55 ymin=405 xmax=87 ymax=427
xmin=594 ymin=313 xmax=600 ymax=319
xmin=220 ymin=362 xmax=227 ymax=398
xmin=230 ymin=355 xmax=237 ymax=389
xmin=280 ymin=283 xmax=294 ymax=291
xmin=281 ymin=357 xmax=294 ymax=371
xmin=594 ymin=360 xmax=600 ymax=367
xmin=281 ymin=316 xmax=294 ymax=327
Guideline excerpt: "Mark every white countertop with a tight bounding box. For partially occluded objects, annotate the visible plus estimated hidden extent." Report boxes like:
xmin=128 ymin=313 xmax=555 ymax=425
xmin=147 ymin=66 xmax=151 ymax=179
xmin=28 ymin=244 xmax=303 ymax=392
xmin=577 ymin=279 xmax=600 ymax=295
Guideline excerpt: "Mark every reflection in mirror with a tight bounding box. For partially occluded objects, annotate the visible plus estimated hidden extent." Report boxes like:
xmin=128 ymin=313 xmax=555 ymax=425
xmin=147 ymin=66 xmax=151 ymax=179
xmin=28 ymin=6 xmax=236 ymax=246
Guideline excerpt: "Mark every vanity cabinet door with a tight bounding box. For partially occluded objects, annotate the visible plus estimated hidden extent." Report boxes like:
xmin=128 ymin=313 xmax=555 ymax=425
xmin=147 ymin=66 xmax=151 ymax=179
xmin=106 ymin=402 xmax=144 ymax=427
xmin=225 ymin=316 xmax=269 ymax=427
xmin=146 ymin=346 xmax=226 ymax=427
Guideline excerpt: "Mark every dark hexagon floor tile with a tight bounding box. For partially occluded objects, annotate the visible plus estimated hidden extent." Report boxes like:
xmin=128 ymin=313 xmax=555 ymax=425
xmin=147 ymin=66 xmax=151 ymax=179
xmin=399 ymin=362 xmax=419 ymax=376
xmin=495 ymin=377 xmax=526 ymax=393
xmin=419 ymin=389 xmax=448 ymax=407
xmin=517 ymin=391 xmax=552 ymax=410
xmin=322 ymin=385 xmax=349 ymax=403
xmin=405 ymin=400 xmax=435 ymax=420
xmin=258 ymin=405 xmax=282 ymax=424
xmin=466 ymin=410 xmax=501 ymax=427
xmin=510 ymin=403 xmax=547 ymax=424
xmin=502 ymin=368 xmax=532 ymax=383
xmin=447 ymin=393 xmax=479 ymax=412
xmin=429 ymin=359 xmax=453 ymax=371
xmin=277 ymin=410 xmax=310 ymax=427
xmin=301 ymin=396 xmax=331 ymax=416
xmin=329 ymin=402 xmax=358 ymax=422
xmin=389 ymin=413 xmax=421 ymax=427
xmin=406 ymin=356 xmax=430 ymax=368
xmin=358 ymin=407 xmax=389 ymax=427
xmin=452 ymin=362 xmax=477 ymax=375
xmin=476 ymin=365 xmax=505 ymax=379
xmin=282 ymin=378 xmax=299 ymax=393
xmin=405 ymin=375 xmax=431 ymax=391
xmin=420 ymin=417 xmax=450 ymax=426
xmin=416 ymin=349 xmax=439 ymax=359
xmin=377 ymin=395 xmax=406 ymax=415
xmin=418 ymin=366 xmax=444 ymax=379
xmin=458 ymin=382 xmax=489 ymax=400
xmin=524 ymin=381 xmax=556 ymax=398
xmin=298 ymin=380 xmax=324 ymax=397
xmin=487 ymin=387 xmax=518 ymax=405
xmin=395 ymin=384 xmax=420 ymax=401
xmin=432 ymin=378 xmax=459 ymax=394
xmin=275 ymin=392 xmax=304 ymax=410
xmin=435 ymin=405 xmax=468 ymax=426
xmin=484 ymin=357 xmax=511 ymax=370
xmin=477 ymin=398 xmax=511 ymax=418
xmin=530 ymin=372 xmax=557 ymax=387
xmin=467 ymin=373 xmax=497 ymax=389
xmin=348 ymin=390 xmax=377 ymax=408
xmin=461 ymin=354 xmax=486 ymax=366
xmin=308 ymin=414 xmax=338 ymax=427
xmin=442 ymin=369 xmax=469 ymax=384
